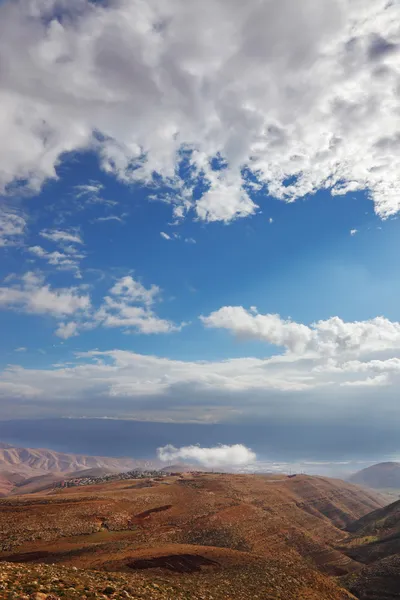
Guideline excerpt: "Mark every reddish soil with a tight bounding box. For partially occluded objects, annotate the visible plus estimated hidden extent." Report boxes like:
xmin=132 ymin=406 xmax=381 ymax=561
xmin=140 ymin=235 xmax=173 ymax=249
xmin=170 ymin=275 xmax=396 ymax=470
xmin=0 ymin=472 xmax=387 ymax=599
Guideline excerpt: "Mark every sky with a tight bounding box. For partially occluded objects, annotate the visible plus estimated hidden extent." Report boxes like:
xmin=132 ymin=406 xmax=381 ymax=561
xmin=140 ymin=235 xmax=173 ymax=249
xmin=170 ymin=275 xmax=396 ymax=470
xmin=0 ymin=0 xmax=400 ymax=470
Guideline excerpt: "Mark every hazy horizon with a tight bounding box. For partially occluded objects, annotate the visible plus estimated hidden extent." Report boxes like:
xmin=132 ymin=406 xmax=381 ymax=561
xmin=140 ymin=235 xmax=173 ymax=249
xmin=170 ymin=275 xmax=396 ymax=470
xmin=0 ymin=418 xmax=397 ymax=478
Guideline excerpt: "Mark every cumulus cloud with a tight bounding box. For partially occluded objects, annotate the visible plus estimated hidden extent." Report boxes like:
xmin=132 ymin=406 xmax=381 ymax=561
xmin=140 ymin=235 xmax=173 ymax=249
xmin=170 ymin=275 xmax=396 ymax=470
xmin=109 ymin=275 xmax=160 ymax=306
xmin=0 ymin=272 xmax=90 ymax=317
xmin=202 ymin=306 xmax=400 ymax=358
xmin=0 ymin=209 xmax=26 ymax=247
xmin=0 ymin=0 xmax=399 ymax=221
xmin=55 ymin=321 xmax=78 ymax=340
xmin=94 ymin=275 xmax=182 ymax=334
xmin=157 ymin=443 xmax=256 ymax=468
xmin=0 ymin=271 xmax=180 ymax=338
xmin=350 ymin=229 xmax=358 ymax=236
xmin=160 ymin=232 xmax=172 ymax=240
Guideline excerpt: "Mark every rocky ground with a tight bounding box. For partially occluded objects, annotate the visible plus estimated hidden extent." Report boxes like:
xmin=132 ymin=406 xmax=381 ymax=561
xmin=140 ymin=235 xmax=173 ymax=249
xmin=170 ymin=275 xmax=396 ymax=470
xmin=0 ymin=558 xmax=356 ymax=600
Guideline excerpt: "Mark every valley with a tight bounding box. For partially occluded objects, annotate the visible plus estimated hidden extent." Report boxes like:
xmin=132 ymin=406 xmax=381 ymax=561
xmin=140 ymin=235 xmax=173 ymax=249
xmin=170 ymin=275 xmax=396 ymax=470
xmin=0 ymin=469 xmax=390 ymax=599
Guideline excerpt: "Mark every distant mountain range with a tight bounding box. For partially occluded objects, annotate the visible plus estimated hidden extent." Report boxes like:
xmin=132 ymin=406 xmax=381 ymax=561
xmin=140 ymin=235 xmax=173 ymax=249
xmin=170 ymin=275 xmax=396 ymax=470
xmin=349 ymin=462 xmax=400 ymax=490
xmin=0 ymin=442 xmax=203 ymax=496
xmin=0 ymin=441 xmax=165 ymax=496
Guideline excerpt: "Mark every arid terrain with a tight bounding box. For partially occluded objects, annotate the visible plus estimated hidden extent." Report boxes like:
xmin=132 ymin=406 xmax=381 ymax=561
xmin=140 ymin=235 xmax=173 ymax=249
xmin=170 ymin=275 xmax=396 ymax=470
xmin=0 ymin=468 xmax=391 ymax=599
xmin=0 ymin=443 xmax=162 ymax=496
xmin=339 ymin=497 xmax=400 ymax=599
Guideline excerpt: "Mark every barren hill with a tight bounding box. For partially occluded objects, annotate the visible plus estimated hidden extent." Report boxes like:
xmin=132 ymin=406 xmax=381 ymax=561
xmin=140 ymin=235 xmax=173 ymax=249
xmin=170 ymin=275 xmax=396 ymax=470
xmin=349 ymin=462 xmax=400 ymax=491
xmin=0 ymin=443 xmax=160 ymax=494
xmin=0 ymin=471 xmax=387 ymax=598
xmin=339 ymin=498 xmax=400 ymax=599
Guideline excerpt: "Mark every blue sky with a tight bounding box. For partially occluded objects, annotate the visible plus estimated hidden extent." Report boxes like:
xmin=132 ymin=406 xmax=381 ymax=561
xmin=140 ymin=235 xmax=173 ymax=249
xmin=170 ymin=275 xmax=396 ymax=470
xmin=0 ymin=0 xmax=400 ymax=468
xmin=1 ymin=153 xmax=397 ymax=367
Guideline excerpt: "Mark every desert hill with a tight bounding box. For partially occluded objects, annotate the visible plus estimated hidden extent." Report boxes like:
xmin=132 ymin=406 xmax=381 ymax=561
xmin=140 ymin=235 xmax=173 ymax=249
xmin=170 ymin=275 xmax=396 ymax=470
xmin=0 ymin=471 xmax=24 ymax=497
xmin=0 ymin=442 xmax=172 ymax=497
xmin=348 ymin=462 xmax=400 ymax=491
xmin=0 ymin=443 xmax=159 ymax=480
xmin=0 ymin=471 xmax=388 ymax=598
xmin=336 ymin=497 xmax=400 ymax=598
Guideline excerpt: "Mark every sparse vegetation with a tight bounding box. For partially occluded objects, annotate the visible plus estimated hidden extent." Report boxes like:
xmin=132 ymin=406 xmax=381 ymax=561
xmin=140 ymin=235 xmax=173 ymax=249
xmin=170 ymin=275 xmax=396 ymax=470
xmin=0 ymin=472 xmax=386 ymax=599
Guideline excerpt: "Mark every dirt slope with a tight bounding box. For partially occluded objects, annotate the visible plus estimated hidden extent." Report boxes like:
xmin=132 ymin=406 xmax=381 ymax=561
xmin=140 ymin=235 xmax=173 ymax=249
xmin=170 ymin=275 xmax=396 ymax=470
xmin=338 ymin=497 xmax=400 ymax=598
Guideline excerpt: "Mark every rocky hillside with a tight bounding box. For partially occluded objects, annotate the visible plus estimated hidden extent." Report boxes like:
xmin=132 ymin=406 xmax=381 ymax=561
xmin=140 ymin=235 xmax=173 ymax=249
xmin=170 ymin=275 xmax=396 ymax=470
xmin=0 ymin=473 xmax=387 ymax=585
xmin=348 ymin=462 xmax=400 ymax=491
xmin=339 ymin=498 xmax=400 ymax=599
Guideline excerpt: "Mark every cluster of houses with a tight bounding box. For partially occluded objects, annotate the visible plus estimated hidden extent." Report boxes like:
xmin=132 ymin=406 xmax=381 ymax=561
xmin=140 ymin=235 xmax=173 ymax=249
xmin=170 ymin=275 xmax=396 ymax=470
xmin=54 ymin=469 xmax=174 ymax=489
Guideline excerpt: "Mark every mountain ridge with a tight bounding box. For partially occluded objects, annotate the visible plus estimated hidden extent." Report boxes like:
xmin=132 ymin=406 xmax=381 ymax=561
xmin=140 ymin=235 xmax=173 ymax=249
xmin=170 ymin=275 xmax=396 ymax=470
xmin=0 ymin=442 xmax=164 ymax=496
xmin=349 ymin=462 xmax=400 ymax=491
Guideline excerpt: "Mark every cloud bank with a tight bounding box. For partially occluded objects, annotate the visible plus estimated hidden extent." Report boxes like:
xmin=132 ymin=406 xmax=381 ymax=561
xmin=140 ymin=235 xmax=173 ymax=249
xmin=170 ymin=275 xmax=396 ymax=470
xmin=157 ymin=444 xmax=256 ymax=468
xmin=0 ymin=0 xmax=399 ymax=221
xmin=202 ymin=307 xmax=400 ymax=358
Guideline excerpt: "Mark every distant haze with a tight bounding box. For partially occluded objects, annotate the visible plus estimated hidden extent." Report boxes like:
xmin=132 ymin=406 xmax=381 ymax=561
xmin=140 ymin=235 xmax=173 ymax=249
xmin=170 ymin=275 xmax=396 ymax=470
xmin=0 ymin=418 xmax=398 ymax=477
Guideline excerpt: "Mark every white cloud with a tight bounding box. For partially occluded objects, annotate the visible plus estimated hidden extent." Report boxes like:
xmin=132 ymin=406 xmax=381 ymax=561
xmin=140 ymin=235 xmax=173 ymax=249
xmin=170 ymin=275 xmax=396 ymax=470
xmin=95 ymin=215 xmax=123 ymax=223
xmin=157 ymin=443 xmax=256 ymax=467
xmin=75 ymin=182 xmax=116 ymax=206
xmin=160 ymin=231 xmax=196 ymax=243
xmin=0 ymin=0 xmax=399 ymax=221
xmin=14 ymin=347 xmax=27 ymax=352
xmin=40 ymin=229 xmax=83 ymax=245
xmin=28 ymin=245 xmax=84 ymax=276
xmin=202 ymin=306 xmax=400 ymax=358
xmin=0 ymin=272 xmax=90 ymax=317
xmin=0 ymin=209 xmax=26 ymax=247
xmin=0 ymin=272 xmax=180 ymax=338
xmin=350 ymin=229 xmax=358 ymax=236
xmin=75 ymin=182 xmax=104 ymax=199
xmin=95 ymin=275 xmax=182 ymax=334
xmin=55 ymin=321 xmax=78 ymax=339
xmin=109 ymin=275 xmax=160 ymax=306
xmin=33 ymin=230 xmax=85 ymax=276
xmin=96 ymin=299 xmax=181 ymax=334
xmin=2 ymin=343 xmax=400 ymax=421
xmin=340 ymin=374 xmax=389 ymax=387
xmin=195 ymin=177 xmax=257 ymax=223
